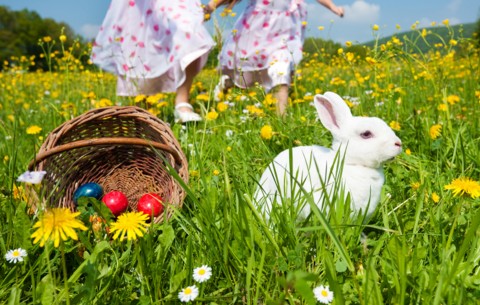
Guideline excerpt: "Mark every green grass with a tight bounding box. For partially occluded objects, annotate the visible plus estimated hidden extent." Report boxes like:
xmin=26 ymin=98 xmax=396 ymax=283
xmin=0 ymin=28 xmax=479 ymax=304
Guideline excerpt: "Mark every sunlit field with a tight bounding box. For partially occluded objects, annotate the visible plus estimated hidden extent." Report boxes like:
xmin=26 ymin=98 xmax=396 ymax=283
xmin=1 ymin=22 xmax=479 ymax=304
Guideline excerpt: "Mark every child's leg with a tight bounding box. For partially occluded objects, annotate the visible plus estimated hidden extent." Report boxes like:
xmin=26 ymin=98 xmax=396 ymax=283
xmin=274 ymin=84 xmax=289 ymax=116
xmin=175 ymin=59 xmax=201 ymax=112
xmin=174 ymin=59 xmax=203 ymax=122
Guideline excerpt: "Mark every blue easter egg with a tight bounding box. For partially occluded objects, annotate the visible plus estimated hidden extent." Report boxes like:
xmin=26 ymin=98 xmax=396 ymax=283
xmin=73 ymin=183 xmax=103 ymax=204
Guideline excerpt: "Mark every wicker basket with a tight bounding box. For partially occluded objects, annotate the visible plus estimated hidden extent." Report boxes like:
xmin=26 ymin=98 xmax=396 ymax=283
xmin=27 ymin=106 xmax=188 ymax=223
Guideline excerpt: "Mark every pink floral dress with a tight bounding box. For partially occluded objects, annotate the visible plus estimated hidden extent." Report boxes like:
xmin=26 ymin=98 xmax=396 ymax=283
xmin=219 ymin=0 xmax=307 ymax=91
xmin=91 ymin=0 xmax=215 ymax=96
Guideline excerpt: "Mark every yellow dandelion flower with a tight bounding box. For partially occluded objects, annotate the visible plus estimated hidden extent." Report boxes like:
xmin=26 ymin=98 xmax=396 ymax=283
xmin=431 ymin=192 xmax=440 ymax=203
xmin=59 ymin=35 xmax=67 ymax=43
xmin=449 ymin=39 xmax=458 ymax=46
xmin=411 ymin=182 xmax=421 ymax=190
xmin=263 ymin=94 xmax=277 ymax=106
xmin=43 ymin=36 xmax=52 ymax=43
xmin=134 ymin=94 xmax=147 ymax=103
xmin=345 ymin=41 xmax=352 ymax=47
xmin=206 ymin=110 xmax=219 ymax=120
xmin=429 ymin=124 xmax=442 ymax=139
xmin=442 ymin=19 xmax=449 ymax=26
xmin=246 ymin=105 xmax=264 ymax=116
xmin=26 ymin=125 xmax=42 ymax=135
xmin=13 ymin=185 xmax=27 ymax=201
xmin=213 ymin=169 xmax=220 ymax=176
xmin=260 ymin=125 xmax=273 ymax=140
xmin=444 ymin=177 xmax=480 ymax=199
xmin=346 ymin=52 xmax=355 ymax=62
xmin=372 ymin=24 xmax=379 ymax=31
xmin=318 ymin=26 xmax=325 ymax=31
xmin=337 ymin=48 xmax=344 ymax=55
xmin=196 ymin=94 xmax=210 ymax=102
xmin=389 ymin=121 xmax=401 ymax=131
xmin=217 ymin=102 xmax=229 ymax=112
xmin=445 ymin=95 xmax=460 ymax=105
xmin=94 ymin=98 xmax=113 ymax=108
xmin=109 ymin=211 xmax=149 ymax=241
xmin=391 ymin=36 xmax=402 ymax=46
xmin=437 ymin=104 xmax=448 ymax=111
xmin=31 ymin=208 xmax=87 ymax=248
xmin=365 ymin=56 xmax=377 ymax=65
xmin=157 ymin=101 xmax=169 ymax=108
xmin=146 ymin=95 xmax=161 ymax=104
xmin=405 ymin=148 xmax=411 ymax=155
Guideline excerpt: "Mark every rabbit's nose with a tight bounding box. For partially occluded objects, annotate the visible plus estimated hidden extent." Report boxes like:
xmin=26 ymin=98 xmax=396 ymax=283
xmin=395 ymin=141 xmax=402 ymax=147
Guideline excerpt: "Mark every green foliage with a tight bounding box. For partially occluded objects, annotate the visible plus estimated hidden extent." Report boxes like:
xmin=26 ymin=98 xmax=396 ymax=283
xmin=475 ymin=15 xmax=480 ymax=48
xmin=303 ymin=38 xmax=342 ymax=58
xmin=0 ymin=5 xmax=83 ymax=71
xmin=364 ymin=22 xmax=477 ymax=54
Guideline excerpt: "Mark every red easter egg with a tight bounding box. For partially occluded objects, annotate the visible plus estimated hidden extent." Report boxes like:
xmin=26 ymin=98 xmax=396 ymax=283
xmin=137 ymin=193 xmax=164 ymax=217
xmin=102 ymin=190 xmax=128 ymax=216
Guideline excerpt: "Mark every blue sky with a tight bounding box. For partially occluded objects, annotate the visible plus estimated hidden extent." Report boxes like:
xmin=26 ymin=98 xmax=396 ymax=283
xmin=0 ymin=0 xmax=478 ymax=44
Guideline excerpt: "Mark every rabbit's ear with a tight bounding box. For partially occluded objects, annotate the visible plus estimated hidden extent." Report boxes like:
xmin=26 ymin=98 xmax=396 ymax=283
xmin=314 ymin=92 xmax=352 ymax=136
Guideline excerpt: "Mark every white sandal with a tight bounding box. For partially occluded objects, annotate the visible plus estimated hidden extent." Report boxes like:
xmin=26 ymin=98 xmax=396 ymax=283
xmin=174 ymin=102 xmax=202 ymax=123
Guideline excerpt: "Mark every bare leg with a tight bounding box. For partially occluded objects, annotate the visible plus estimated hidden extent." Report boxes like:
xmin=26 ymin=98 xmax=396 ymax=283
xmin=175 ymin=59 xmax=200 ymax=113
xmin=274 ymin=84 xmax=289 ymax=116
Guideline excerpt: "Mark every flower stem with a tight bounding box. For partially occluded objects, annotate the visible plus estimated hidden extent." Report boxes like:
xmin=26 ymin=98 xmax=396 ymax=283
xmin=61 ymin=245 xmax=70 ymax=305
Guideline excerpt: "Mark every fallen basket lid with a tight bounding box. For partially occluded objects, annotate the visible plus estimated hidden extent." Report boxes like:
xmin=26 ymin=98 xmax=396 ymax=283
xmin=27 ymin=106 xmax=189 ymax=223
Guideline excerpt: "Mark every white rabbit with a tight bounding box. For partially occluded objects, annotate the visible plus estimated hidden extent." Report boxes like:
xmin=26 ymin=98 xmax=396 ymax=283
xmin=254 ymin=92 xmax=402 ymax=220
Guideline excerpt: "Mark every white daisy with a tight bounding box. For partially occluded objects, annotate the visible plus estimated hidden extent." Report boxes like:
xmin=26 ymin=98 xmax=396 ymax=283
xmin=178 ymin=285 xmax=199 ymax=303
xmin=17 ymin=171 xmax=47 ymax=184
xmin=5 ymin=248 xmax=27 ymax=263
xmin=193 ymin=265 xmax=212 ymax=283
xmin=313 ymin=285 xmax=334 ymax=304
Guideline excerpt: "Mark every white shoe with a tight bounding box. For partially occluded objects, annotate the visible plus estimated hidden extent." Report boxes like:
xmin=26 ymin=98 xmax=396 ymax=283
xmin=174 ymin=102 xmax=202 ymax=123
xmin=213 ymin=75 xmax=230 ymax=102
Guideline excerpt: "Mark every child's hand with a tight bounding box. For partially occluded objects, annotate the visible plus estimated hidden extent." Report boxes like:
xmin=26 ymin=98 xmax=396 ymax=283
xmin=203 ymin=4 xmax=213 ymax=21
xmin=332 ymin=5 xmax=344 ymax=17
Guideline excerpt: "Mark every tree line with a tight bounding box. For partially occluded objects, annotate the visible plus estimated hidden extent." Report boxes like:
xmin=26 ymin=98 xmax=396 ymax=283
xmin=0 ymin=5 xmax=85 ymax=71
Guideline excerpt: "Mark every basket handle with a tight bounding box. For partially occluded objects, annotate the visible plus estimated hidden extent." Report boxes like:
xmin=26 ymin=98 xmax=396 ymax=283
xmin=28 ymin=137 xmax=184 ymax=171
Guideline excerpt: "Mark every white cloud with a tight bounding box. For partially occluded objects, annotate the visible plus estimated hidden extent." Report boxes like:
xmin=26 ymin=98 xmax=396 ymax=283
xmin=343 ymin=0 xmax=380 ymax=24
xmin=306 ymin=0 xmax=380 ymax=43
xmin=80 ymin=24 xmax=100 ymax=39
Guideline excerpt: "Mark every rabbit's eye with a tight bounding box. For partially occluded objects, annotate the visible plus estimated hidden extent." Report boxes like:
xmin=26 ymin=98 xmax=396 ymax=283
xmin=360 ymin=131 xmax=373 ymax=139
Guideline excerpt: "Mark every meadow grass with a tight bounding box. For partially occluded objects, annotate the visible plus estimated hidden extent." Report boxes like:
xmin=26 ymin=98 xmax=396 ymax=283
xmin=0 ymin=27 xmax=479 ymax=304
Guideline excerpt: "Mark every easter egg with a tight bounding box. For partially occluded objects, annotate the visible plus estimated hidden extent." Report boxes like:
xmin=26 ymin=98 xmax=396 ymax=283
xmin=102 ymin=190 xmax=128 ymax=216
xmin=137 ymin=193 xmax=164 ymax=217
xmin=73 ymin=182 xmax=103 ymax=204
